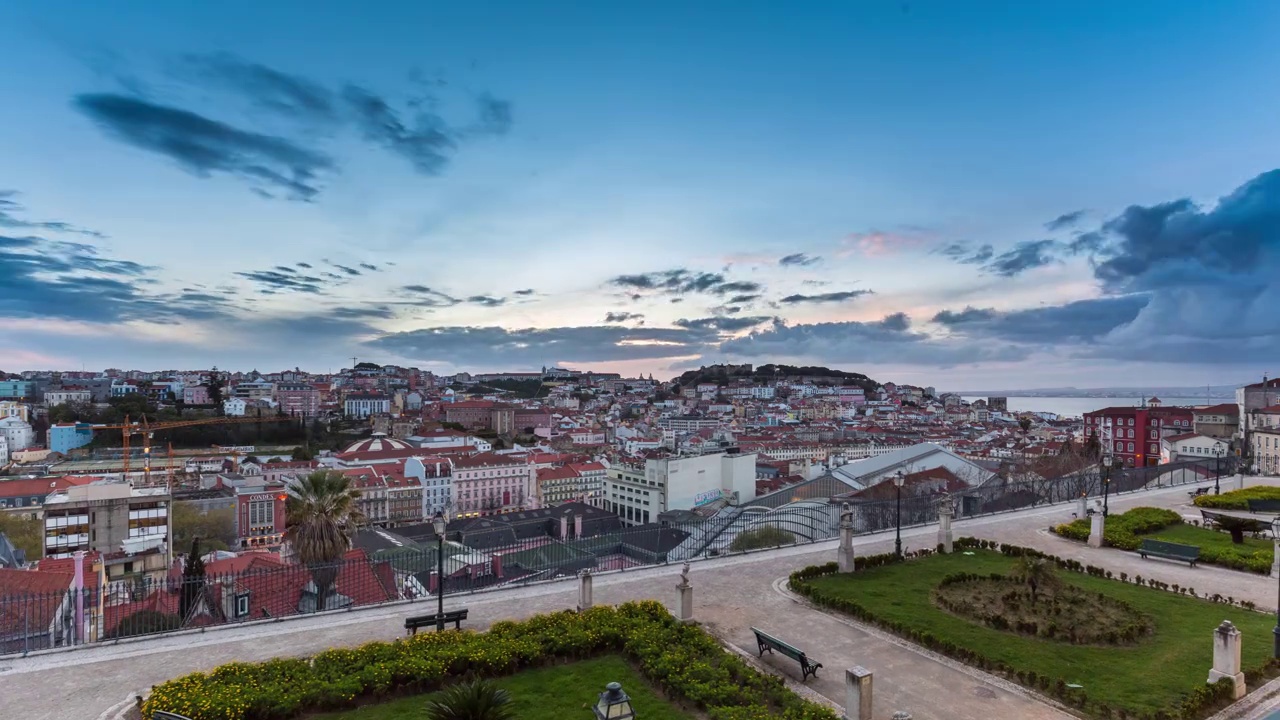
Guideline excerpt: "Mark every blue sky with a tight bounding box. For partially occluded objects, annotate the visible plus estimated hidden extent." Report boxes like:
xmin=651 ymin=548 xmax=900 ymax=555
xmin=3 ymin=1 xmax=1280 ymax=388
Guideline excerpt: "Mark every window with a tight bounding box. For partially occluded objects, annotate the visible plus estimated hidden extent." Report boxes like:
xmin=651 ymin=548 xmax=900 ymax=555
xmin=1151 ymin=444 xmax=1158 ymax=453
xmin=1115 ymin=441 xmax=1123 ymax=451
xmin=1128 ymin=442 xmax=1134 ymax=452
xmin=235 ymin=591 xmax=250 ymax=618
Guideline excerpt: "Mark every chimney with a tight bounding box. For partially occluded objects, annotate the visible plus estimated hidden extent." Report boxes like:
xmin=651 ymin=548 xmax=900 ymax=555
xmin=559 ymin=514 xmax=568 ymax=539
xmin=492 ymin=552 xmax=503 ymax=579
xmin=574 ymin=513 xmax=583 ymax=538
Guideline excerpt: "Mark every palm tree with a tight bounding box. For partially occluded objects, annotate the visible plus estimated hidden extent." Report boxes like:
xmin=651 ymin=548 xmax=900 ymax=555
xmin=426 ymin=679 xmax=516 ymax=720
xmin=285 ymin=470 xmax=365 ymax=610
xmin=1013 ymin=555 xmax=1056 ymax=603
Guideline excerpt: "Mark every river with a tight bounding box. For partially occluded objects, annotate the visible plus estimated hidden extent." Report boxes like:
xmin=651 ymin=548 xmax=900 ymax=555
xmin=959 ymin=396 xmax=1225 ymax=419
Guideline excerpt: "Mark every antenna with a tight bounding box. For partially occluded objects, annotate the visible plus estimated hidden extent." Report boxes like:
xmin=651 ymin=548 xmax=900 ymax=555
xmin=351 ymin=357 xmax=359 ymax=368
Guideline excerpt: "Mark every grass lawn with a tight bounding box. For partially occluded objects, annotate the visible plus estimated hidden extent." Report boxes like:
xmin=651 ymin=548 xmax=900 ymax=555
xmin=804 ymin=550 xmax=1275 ymax=717
xmin=1149 ymin=523 xmax=1272 ymax=562
xmin=313 ymin=655 xmax=692 ymax=720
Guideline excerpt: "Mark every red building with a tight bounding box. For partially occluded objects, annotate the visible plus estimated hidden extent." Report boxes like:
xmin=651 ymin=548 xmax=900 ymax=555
xmin=235 ymin=485 xmax=289 ymax=549
xmin=1083 ymin=399 xmax=1195 ymax=466
xmin=275 ymin=383 xmax=321 ymax=418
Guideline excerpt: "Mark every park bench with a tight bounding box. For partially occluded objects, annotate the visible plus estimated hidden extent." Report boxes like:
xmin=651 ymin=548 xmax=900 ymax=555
xmin=750 ymin=626 xmax=823 ymax=681
xmin=1137 ymin=539 xmax=1200 ymax=566
xmin=1247 ymin=499 xmax=1280 ymax=514
xmin=405 ymin=608 xmax=469 ymax=635
xmin=1188 ymin=487 xmax=1209 ymax=498
xmin=153 ymin=713 xmax=194 ymax=720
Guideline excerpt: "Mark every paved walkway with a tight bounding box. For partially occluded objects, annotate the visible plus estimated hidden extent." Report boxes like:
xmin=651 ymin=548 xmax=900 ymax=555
xmin=4 ymin=476 xmax=1276 ymax=720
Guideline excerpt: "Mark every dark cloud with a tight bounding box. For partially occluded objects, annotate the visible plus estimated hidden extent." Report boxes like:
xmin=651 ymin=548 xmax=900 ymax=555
xmin=931 ymin=296 xmax=1149 ymax=343
xmin=74 ymin=94 xmax=335 ymax=201
xmin=716 ymin=314 xmax=1028 ymax=367
xmin=1045 ymin=210 xmax=1086 ymax=232
xmin=467 ymin=295 xmax=505 ymax=308
xmin=368 ymin=325 xmax=715 ymax=366
xmin=726 ymin=293 xmax=762 ymax=304
xmin=181 ymin=53 xmax=336 ymax=121
xmin=604 ymin=312 xmax=644 ymax=323
xmin=234 ymin=269 xmax=327 ymax=294
xmin=779 ymin=253 xmax=821 ymax=267
xmin=330 ymin=263 xmax=362 ymax=276
xmin=674 ymin=316 xmax=773 ymax=333
xmin=330 ymin=305 xmax=396 ymax=320
xmin=272 ymin=265 xmax=296 ymax=273
xmin=935 ymin=241 xmax=994 ymax=265
xmin=982 ymin=240 xmax=1061 ymax=277
xmin=399 ymin=285 xmax=461 ymax=308
xmin=713 ymin=280 xmax=763 ymax=295
xmin=608 ymin=269 xmax=763 ymax=298
xmin=779 ymin=290 xmax=874 ymax=304
xmin=513 ymin=289 xmax=535 ymax=296
xmin=0 ymin=191 xmax=105 ymax=239
xmin=359 ymin=263 xmax=379 ymax=272
xmin=342 ymin=85 xmax=456 ymax=175
xmin=296 ymin=262 xmax=313 ymax=269
xmin=469 ymin=94 xmax=513 ymax=136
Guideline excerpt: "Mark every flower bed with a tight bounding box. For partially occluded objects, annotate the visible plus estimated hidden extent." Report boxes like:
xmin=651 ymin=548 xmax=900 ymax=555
xmin=142 ymin=601 xmax=838 ymax=720
xmin=1193 ymin=486 xmax=1280 ymax=510
xmin=1052 ymin=506 xmax=1275 ymax=573
xmin=789 ymin=538 xmax=1279 ymax=720
xmin=1051 ymin=506 xmax=1182 ymax=550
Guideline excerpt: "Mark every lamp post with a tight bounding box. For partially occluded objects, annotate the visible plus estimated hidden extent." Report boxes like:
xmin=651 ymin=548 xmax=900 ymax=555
xmin=432 ymin=511 xmax=446 ymax=631
xmin=1272 ymin=516 xmax=1280 ymax=659
xmin=593 ymin=681 xmax=636 ymax=719
xmin=1101 ymin=453 xmax=1114 ymax=517
xmin=893 ymin=470 xmax=906 ymax=559
xmin=1213 ymin=446 xmax=1224 ymax=495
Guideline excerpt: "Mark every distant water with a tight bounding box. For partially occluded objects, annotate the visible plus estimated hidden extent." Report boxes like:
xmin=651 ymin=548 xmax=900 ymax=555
xmin=960 ymin=396 xmax=1221 ymax=419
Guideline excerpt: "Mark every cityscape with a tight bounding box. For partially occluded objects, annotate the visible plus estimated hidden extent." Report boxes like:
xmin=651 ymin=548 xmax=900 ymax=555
xmin=5 ymin=2 xmax=1280 ymax=720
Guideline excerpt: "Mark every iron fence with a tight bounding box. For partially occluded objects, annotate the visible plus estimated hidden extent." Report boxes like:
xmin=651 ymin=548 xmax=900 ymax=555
xmin=0 ymin=456 xmax=1233 ymax=654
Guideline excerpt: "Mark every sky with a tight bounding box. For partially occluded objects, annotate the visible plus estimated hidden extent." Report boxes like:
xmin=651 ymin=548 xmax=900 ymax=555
xmin=3 ymin=1 xmax=1280 ymax=389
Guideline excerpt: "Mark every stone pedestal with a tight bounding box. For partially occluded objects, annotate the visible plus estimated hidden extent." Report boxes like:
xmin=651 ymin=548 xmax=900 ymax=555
xmin=577 ymin=569 xmax=593 ymax=612
xmin=1272 ymin=536 xmax=1279 ymax=579
xmin=837 ymin=503 xmax=856 ymax=572
xmin=1208 ymin=620 xmax=1247 ymax=699
xmin=677 ymin=583 xmax=693 ymax=623
xmin=1088 ymin=513 xmax=1105 ymax=548
xmin=842 ymin=666 xmax=873 ymax=720
xmin=937 ymin=501 xmax=954 ymax=554
xmin=1233 ymin=474 xmax=1245 ymax=491
xmin=1075 ymin=496 xmax=1087 ymax=519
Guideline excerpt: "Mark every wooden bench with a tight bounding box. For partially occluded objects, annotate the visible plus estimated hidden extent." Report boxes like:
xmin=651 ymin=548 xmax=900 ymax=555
xmin=153 ymin=713 xmax=194 ymax=720
xmin=1187 ymin=487 xmax=1210 ymax=498
xmin=1138 ymin=539 xmax=1199 ymax=566
xmin=750 ymin=626 xmax=823 ymax=681
xmin=405 ymin=608 xmax=469 ymax=635
xmin=1247 ymin=499 xmax=1280 ymax=514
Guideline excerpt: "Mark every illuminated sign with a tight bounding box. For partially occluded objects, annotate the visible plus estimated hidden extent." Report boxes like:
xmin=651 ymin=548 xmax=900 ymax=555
xmin=692 ymin=489 xmax=723 ymax=507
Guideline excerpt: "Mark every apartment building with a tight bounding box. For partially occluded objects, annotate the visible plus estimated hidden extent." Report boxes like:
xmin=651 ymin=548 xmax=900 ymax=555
xmin=604 ymin=449 xmax=758 ymax=526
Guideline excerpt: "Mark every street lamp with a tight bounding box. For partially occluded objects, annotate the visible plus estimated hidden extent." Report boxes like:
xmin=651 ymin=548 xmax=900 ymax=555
xmin=1272 ymin=516 xmax=1280 ymax=659
xmin=1101 ymin=453 xmax=1114 ymax=517
xmin=432 ymin=511 xmax=447 ymax=631
xmin=1213 ymin=446 xmax=1224 ymax=495
xmin=893 ymin=470 xmax=906 ymax=559
xmin=593 ymin=682 xmax=636 ymax=720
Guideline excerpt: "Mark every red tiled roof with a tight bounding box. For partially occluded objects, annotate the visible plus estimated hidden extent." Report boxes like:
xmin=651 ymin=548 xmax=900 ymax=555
xmin=0 ymin=475 xmax=95 ymax=499
xmin=37 ymin=552 xmax=102 ymax=590
xmin=537 ymin=467 xmax=579 ymax=482
xmin=0 ymin=568 xmax=73 ymax=646
xmin=452 ymin=452 xmax=529 ymax=469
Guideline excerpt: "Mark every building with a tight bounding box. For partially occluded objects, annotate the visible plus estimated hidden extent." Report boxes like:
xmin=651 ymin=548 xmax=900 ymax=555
xmin=450 ymin=453 xmax=535 ymax=517
xmin=605 ymin=449 xmax=758 ymax=527
xmin=49 ymin=423 xmax=94 ymax=455
xmin=657 ymin=415 xmax=721 ymax=433
xmin=223 ymin=398 xmax=248 ymax=417
xmin=1083 ymin=405 xmax=1195 ymax=466
xmin=0 ymin=380 xmax=34 ymax=399
xmin=42 ymin=483 xmax=172 ymax=587
xmin=0 ymin=400 xmax=29 ymax=422
xmin=1160 ymin=433 xmax=1230 ymax=465
xmin=1193 ymin=404 xmax=1240 ymax=440
xmin=404 ymin=456 xmax=453 ymax=518
xmin=275 ymin=383 xmax=321 ymax=418
xmin=0 ymin=475 xmax=95 ymax=515
xmin=987 ymin=397 xmax=1008 ymax=413
xmin=344 ymin=393 xmax=391 ymax=419
xmin=183 ymin=385 xmax=211 ymax=405
xmin=234 ymin=481 xmax=288 ymax=549
xmin=232 ymin=380 xmax=275 ymax=400
xmin=1247 ymin=406 xmax=1280 ymax=475
xmin=44 ymin=388 xmax=92 ymax=407
xmin=830 ymin=442 xmax=994 ymax=490
xmin=0 ymin=416 xmax=34 ymax=454
xmin=341 ymin=467 xmax=389 ymax=525
xmin=0 ymin=434 xmax=7 ymax=466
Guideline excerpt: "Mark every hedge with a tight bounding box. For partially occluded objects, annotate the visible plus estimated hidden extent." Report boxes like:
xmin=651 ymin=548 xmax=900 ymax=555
xmin=142 ymin=601 xmax=839 ymax=720
xmin=1051 ymin=506 xmax=1182 ymax=551
xmin=789 ymin=537 xmax=1275 ymax=720
xmin=1194 ymin=486 xmax=1280 ymax=511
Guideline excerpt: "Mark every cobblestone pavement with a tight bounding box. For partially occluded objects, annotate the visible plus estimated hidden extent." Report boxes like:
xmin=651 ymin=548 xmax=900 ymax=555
xmin=5 ymin=476 xmax=1274 ymax=720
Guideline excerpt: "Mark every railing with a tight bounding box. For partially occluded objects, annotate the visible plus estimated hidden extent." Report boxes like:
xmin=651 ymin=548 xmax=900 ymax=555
xmin=0 ymin=456 xmax=1232 ymax=654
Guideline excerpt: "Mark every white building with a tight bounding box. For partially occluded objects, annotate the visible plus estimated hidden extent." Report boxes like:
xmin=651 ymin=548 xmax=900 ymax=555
xmin=344 ymin=393 xmax=391 ymax=418
xmin=405 ymin=456 xmax=454 ymax=518
xmin=0 ymin=433 xmax=8 ymax=466
xmin=0 ymin=400 xmax=29 ymax=422
xmin=223 ymin=398 xmax=248 ymax=416
xmin=604 ymin=449 xmax=758 ymax=527
xmin=44 ymin=388 xmax=92 ymax=407
xmin=0 ymin=416 xmax=34 ymax=453
xmin=1160 ymin=432 xmax=1230 ymax=464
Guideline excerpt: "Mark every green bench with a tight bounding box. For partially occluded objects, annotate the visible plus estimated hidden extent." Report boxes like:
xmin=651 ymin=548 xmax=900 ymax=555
xmin=751 ymin=626 xmax=823 ymax=681
xmin=1138 ymin=539 xmax=1199 ymax=566
xmin=153 ymin=713 xmax=194 ymax=720
xmin=1247 ymin=499 xmax=1280 ymax=513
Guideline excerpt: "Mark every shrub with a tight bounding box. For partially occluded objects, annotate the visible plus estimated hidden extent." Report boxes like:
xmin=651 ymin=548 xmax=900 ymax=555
xmin=730 ymin=525 xmax=797 ymax=552
xmin=1194 ymin=486 xmax=1280 ymax=510
xmin=1050 ymin=507 xmax=1180 ymax=550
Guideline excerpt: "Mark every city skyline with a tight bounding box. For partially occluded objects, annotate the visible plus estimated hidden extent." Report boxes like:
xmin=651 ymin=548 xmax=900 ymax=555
xmin=4 ymin=1 xmax=1280 ymax=387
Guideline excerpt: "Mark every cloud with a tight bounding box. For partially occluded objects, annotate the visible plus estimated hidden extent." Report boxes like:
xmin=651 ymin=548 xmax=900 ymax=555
xmin=779 ymin=253 xmax=820 ymax=267
xmin=982 ymin=239 xmax=1062 ymax=277
xmin=716 ymin=313 xmax=1026 ymax=366
xmin=235 ymin=268 xmax=328 ymax=294
xmin=935 ymin=241 xmax=994 ymax=265
xmin=931 ymin=296 xmax=1149 ymax=343
xmin=726 ymin=293 xmax=762 ymax=304
xmin=359 ymin=263 xmax=379 ymax=272
xmin=181 ymin=53 xmax=336 ymax=121
xmin=468 ymin=94 xmax=513 ymax=136
xmin=368 ymin=325 xmax=716 ymax=367
xmin=779 ymin=290 xmax=874 ymax=304
xmin=74 ymin=94 xmax=335 ymax=201
xmin=513 ymin=289 xmax=535 ymax=296
xmin=841 ymin=229 xmax=929 ymax=257
xmin=329 ymin=262 xmax=362 ymax=276
xmin=342 ymin=84 xmax=456 ymax=175
xmin=608 ymin=269 xmax=763 ymax=298
xmin=467 ymin=295 xmax=505 ymax=307
xmin=398 ymin=285 xmax=461 ymax=307
xmin=296 ymin=262 xmax=313 ymax=269
xmin=1045 ymin=210 xmax=1085 ymax=232
xmin=604 ymin=312 xmax=644 ymax=323
xmin=674 ymin=316 xmax=774 ymax=333
xmin=0 ymin=191 xmax=105 ymax=238
xmin=329 ymin=305 xmax=396 ymax=320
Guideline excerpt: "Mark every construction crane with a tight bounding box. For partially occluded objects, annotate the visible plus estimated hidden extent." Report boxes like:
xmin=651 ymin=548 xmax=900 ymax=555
xmin=89 ymin=414 xmax=299 ymax=486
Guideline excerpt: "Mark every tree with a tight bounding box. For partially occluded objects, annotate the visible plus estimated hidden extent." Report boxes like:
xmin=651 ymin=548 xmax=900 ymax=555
xmin=171 ymin=503 xmax=237 ymax=552
xmin=1018 ymin=417 xmax=1033 ymax=434
xmin=425 ymin=679 xmax=516 ymax=720
xmin=729 ymin=526 xmax=796 ymax=552
xmin=0 ymin=512 xmax=42 ymax=561
xmin=285 ymin=470 xmax=365 ymax=610
xmin=1208 ymin=515 xmax=1267 ymax=545
xmin=207 ymin=376 xmax=226 ymax=416
xmin=1084 ymin=431 xmax=1101 ymax=460
xmin=180 ymin=538 xmax=206 ymax=621
xmin=105 ymin=610 xmax=181 ymax=639
xmin=291 ymin=445 xmax=315 ymax=461
xmin=1013 ymin=555 xmax=1056 ymax=603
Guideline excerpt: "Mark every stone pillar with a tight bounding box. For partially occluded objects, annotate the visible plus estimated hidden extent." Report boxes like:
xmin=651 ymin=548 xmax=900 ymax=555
xmin=1208 ymin=620 xmax=1246 ymax=699
xmin=1088 ymin=512 xmax=1104 ymax=548
xmin=72 ymin=550 xmax=85 ymax=645
xmin=574 ymin=513 xmax=583 ymax=538
xmin=837 ymin=503 xmax=856 ymax=572
xmin=1075 ymin=495 xmax=1087 ymax=519
xmin=577 ymin=569 xmax=593 ymax=612
xmin=559 ymin=514 xmax=568 ymax=539
xmin=1233 ymin=474 xmax=1245 ymax=491
xmin=1272 ymin=534 xmax=1279 ymax=579
xmin=937 ymin=499 xmax=954 ymax=554
xmin=675 ymin=563 xmax=696 ymax=620
xmin=842 ymin=666 xmax=873 ymax=720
